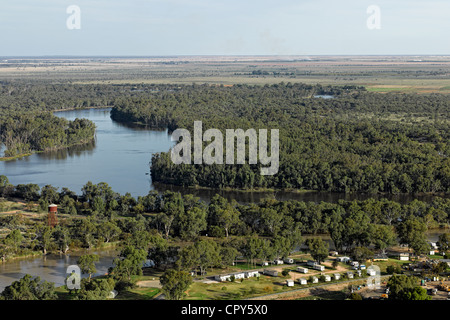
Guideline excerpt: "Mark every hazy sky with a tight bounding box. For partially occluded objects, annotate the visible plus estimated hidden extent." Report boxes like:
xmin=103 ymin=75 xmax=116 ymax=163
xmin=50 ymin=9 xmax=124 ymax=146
xmin=0 ymin=0 xmax=448 ymax=56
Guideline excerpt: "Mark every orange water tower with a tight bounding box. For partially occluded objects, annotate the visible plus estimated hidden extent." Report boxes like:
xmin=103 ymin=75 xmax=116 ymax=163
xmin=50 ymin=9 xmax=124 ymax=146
xmin=48 ymin=204 xmax=58 ymax=228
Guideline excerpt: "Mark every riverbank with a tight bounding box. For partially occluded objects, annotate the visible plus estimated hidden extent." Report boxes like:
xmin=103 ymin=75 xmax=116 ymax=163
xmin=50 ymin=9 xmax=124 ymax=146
xmin=0 ymin=137 xmax=96 ymax=162
xmin=0 ymin=153 xmax=33 ymax=161
xmin=52 ymin=106 xmax=113 ymax=113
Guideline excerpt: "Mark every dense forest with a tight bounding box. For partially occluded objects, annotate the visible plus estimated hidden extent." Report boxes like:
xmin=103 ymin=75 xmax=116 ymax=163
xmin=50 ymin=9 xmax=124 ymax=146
xmin=1 ymin=81 xmax=450 ymax=191
xmin=1 ymin=177 xmax=449 ymax=264
xmin=109 ymin=83 xmax=450 ymax=194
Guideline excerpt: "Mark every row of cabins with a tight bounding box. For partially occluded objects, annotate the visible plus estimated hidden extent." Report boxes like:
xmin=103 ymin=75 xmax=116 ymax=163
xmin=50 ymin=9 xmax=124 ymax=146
xmin=287 ymin=269 xmax=377 ymax=287
xmin=214 ymin=270 xmax=260 ymax=282
xmin=306 ymin=260 xmax=325 ymax=271
xmin=260 ymin=258 xmax=294 ymax=266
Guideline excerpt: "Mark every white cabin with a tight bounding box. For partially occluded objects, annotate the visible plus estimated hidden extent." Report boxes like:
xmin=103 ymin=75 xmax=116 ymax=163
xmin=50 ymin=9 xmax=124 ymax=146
xmin=263 ymin=269 xmax=278 ymax=277
xmin=313 ymin=265 xmax=325 ymax=272
xmin=306 ymin=260 xmax=317 ymax=267
xmin=296 ymin=267 xmax=309 ymax=274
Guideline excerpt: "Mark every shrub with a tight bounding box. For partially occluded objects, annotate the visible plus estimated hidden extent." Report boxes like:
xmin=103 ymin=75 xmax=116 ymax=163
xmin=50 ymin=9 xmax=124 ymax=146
xmin=349 ymin=292 xmax=362 ymax=300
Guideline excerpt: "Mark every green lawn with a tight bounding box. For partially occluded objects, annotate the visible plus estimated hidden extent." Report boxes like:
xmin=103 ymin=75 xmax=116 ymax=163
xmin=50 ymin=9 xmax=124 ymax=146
xmin=184 ymin=276 xmax=288 ymax=300
xmin=118 ymin=287 xmax=160 ymax=300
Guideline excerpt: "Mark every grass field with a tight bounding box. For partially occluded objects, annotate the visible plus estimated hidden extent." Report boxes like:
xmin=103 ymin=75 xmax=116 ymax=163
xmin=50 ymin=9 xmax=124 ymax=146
xmin=2 ymin=55 xmax=450 ymax=93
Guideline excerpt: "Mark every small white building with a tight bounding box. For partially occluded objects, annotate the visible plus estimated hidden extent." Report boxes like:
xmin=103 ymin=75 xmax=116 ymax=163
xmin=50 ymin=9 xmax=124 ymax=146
xmin=313 ymin=265 xmax=325 ymax=272
xmin=367 ymin=269 xmax=377 ymax=276
xmin=334 ymin=273 xmax=341 ymax=280
xmin=214 ymin=274 xmax=231 ymax=282
xmin=350 ymin=261 xmax=359 ymax=267
xmin=399 ymin=253 xmax=410 ymax=261
xmin=259 ymin=261 xmax=269 ymax=266
xmin=307 ymin=260 xmax=318 ymax=267
xmin=286 ymin=279 xmax=294 ymax=287
xmin=283 ymin=258 xmax=294 ymax=264
xmin=298 ymin=278 xmax=308 ymax=285
xmin=311 ymin=276 xmax=319 ymax=283
xmin=215 ymin=272 xmax=247 ymax=282
xmin=324 ymin=275 xmax=331 ymax=282
xmin=263 ymin=269 xmax=278 ymax=277
xmin=336 ymin=256 xmax=351 ymax=263
xmin=296 ymin=267 xmax=308 ymax=274
xmin=273 ymin=259 xmax=284 ymax=265
xmin=347 ymin=272 xmax=354 ymax=279
xmin=245 ymin=271 xmax=260 ymax=278
xmin=232 ymin=272 xmax=246 ymax=280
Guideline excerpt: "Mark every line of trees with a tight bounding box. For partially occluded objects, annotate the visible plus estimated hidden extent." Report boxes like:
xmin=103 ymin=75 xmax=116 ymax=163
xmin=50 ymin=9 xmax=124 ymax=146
xmin=1 ymin=178 xmax=449 ymax=262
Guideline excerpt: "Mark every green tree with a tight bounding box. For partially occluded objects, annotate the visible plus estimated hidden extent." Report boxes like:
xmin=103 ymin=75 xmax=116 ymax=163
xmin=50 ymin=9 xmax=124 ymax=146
xmin=177 ymin=240 xmax=221 ymax=275
xmin=40 ymin=185 xmax=60 ymax=204
xmin=208 ymin=195 xmax=240 ymax=238
xmin=351 ymin=247 xmax=374 ymax=264
xmin=387 ymin=274 xmax=430 ymax=300
xmin=75 ymin=218 xmax=97 ymax=249
xmin=306 ymin=238 xmax=329 ymax=264
xmin=178 ymin=206 xmax=207 ymax=240
xmin=33 ymin=224 xmax=53 ymax=254
xmin=15 ymin=184 xmax=40 ymax=202
xmin=160 ymin=269 xmax=192 ymax=300
xmin=369 ymin=224 xmax=397 ymax=254
xmin=215 ymin=204 xmax=240 ymax=238
xmin=76 ymin=277 xmax=115 ymax=300
xmin=0 ymin=274 xmax=57 ymax=300
xmin=97 ymin=221 xmax=121 ymax=244
xmin=111 ymin=245 xmax=147 ymax=281
xmin=78 ymin=254 xmax=100 ymax=282
xmin=437 ymin=233 xmax=450 ymax=254
xmin=397 ymin=217 xmax=428 ymax=256
xmin=53 ymin=225 xmax=71 ymax=254
xmin=4 ymin=229 xmax=23 ymax=253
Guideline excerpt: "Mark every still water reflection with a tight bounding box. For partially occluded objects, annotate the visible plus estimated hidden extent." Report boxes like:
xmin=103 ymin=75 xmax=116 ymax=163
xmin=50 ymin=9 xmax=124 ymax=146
xmin=0 ymin=249 xmax=118 ymax=292
xmin=0 ymin=108 xmax=175 ymax=198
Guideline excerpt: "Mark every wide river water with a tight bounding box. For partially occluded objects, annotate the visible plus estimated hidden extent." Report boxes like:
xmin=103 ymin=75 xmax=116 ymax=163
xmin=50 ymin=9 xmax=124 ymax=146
xmin=0 ymin=107 xmax=447 ymax=292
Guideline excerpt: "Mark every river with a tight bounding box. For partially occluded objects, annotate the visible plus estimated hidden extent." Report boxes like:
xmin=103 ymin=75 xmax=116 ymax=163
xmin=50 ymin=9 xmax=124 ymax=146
xmin=0 ymin=108 xmax=175 ymax=198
